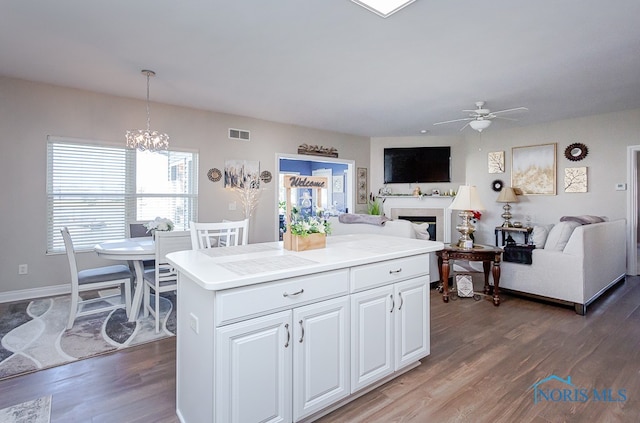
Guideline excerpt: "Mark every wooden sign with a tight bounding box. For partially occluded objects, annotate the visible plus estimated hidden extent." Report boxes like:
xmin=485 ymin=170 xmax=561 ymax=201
xmin=283 ymin=175 xmax=327 ymax=189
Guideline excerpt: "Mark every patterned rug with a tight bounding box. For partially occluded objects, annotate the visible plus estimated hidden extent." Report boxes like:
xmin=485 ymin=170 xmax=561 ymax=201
xmin=0 ymin=291 xmax=176 ymax=381
xmin=0 ymin=396 xmax=51 ymax=423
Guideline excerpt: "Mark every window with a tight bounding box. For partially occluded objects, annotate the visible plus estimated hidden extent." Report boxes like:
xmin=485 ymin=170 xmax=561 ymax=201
xmin=47 ymin=137 xmax=198 ymax=253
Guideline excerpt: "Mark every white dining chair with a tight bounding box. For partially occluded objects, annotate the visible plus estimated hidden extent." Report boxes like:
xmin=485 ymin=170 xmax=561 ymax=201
xmin=143 ymin=230 xmax=192 ymax=333
xmin=128 ymin=221 xmax=155 ymax=270
xmin=189 ymin=219 xmax=249 ymax=250
xmin=61 ymin=227 xmax=132 ymax=329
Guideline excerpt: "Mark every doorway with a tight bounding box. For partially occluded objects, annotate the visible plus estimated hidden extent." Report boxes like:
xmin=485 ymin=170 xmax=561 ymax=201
xmin=276 ymin=153 xmax=355 ymax=240
xmin=626 ymin=145 xmax=640 ymax=275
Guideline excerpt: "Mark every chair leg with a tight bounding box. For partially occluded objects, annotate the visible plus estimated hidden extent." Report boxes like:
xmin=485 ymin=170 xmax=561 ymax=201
xmin=143 ymin=283 xmax=150 ymax=317
xmin=67 ymin=294 xmax=78 ymax=330
xmin=124 ymin=281 xmax=132 ymax=318
xmin=155 ymin=290 xmax=161 ymax=333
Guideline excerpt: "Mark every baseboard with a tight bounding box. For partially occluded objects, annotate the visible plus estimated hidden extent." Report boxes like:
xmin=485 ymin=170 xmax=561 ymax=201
xmin=0 ymin=284 xmax=70 ymax=303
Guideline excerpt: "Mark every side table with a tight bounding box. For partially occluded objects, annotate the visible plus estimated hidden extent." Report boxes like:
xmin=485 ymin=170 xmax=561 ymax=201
xmin=436 ymin=244 xmax=503 ymax=306
xmin=495 ymin=226 xmax=533 ymax=246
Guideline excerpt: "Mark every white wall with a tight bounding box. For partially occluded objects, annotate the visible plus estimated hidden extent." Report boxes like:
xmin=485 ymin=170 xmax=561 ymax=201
xmin=373 ymin=109 xmax=640 ymax=247
xmin=0 ymin=76 xmax=369 ymax=296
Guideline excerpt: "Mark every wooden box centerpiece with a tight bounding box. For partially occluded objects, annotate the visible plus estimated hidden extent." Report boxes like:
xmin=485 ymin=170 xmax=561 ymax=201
xmin=282 ymin=174 xmax=329 ymax=252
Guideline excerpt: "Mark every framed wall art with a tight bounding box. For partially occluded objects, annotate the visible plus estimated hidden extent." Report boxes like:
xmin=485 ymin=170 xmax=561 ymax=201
xmin=564 ymin=167 xmax=587 ymax=193
xmin=357 ymin=167 xmax=368 ymax=204
xmin=488 ymin=151 xmax=505 ymax=173
xmin=511 ymin=143 xmax=557 ymax=195
xmin=224 ymin=159 xmax=260 ymax=188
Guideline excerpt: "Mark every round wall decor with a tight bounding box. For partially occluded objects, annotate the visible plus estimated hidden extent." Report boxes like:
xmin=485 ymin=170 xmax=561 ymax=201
xmin=207 ymin=168 xmax=222 ymax=182
xmin=564 ymin=143 xmax=588 ymax=161
xmin=491 ymin=179 xmax=504 ymax=192
xmin=260 ymin=170 xmax=272 ymax=183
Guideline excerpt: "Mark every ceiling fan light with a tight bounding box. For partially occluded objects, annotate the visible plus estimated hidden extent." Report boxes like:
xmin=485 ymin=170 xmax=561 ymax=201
xmin=469 ymin=119 xmax=491 ymax=132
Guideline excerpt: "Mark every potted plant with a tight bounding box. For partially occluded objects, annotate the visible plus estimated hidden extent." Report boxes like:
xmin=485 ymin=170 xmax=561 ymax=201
xmin=144 ymin=217 xmax=174 ymax=239
xmin=285 ymin=206 xmax=331 ymax=251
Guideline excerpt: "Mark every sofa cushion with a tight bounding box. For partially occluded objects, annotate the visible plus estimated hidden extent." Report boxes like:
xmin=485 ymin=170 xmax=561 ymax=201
xmin=531 ymin=224 xmax=554 ymax=248
xmin=560 ymin=215 xmax=607 ymax=225
xmin=412 ymin=222 xmax=431 ymax=240
xmin=544 ymin=221 xmax=581 ymax=251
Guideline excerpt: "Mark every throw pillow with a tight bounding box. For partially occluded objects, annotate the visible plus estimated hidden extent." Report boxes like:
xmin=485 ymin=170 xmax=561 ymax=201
xmin=531 ymin=224 xmax=554 ymax=248
xmin=560 ymin=215 xmax=607 ymax=225
xmin=412 ymin=222 xmax=431 ymax=240
xmin=544 ymin=221 xmax=581 ymax=251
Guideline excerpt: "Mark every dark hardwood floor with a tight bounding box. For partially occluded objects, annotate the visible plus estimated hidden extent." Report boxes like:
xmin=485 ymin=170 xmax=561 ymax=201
xmin=1 ymin=277 xmax=638 ymax=423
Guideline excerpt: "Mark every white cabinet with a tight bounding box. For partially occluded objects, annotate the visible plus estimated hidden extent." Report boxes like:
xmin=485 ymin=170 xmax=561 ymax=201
xmin=215 ymin=311 xmax=292 ymax=423
xmin=216 ymin=297 xmax=350 ymax=423
xmin=351 ymin=276 xmax=429 ymax=392
xmin=293 ymin=297 xmax=350 ymax=421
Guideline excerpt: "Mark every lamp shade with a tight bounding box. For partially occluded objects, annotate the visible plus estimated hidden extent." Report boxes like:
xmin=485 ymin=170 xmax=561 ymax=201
xmin=449 ymin=185 xmax=485 ymax=211
xmin=496 ymin=187 xmax=518 ymax=203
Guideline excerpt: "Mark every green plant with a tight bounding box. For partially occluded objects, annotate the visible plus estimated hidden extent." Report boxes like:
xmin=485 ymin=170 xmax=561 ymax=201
xmin=367 ymin=193 xmax=383 ymax=215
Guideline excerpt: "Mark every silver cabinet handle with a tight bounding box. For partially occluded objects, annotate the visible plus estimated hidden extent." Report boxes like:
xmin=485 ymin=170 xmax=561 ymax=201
xmin=283 ymin=288 xmax=304 ymax=297
xmin=299 ymin=320 xmax=304 ymax=343
xmin=390 ymin=294 xmax=395 ymax=313
xmin=398 ymin=292 xmax=404 ymax=310
xmin=284 ymin=323 xmax=290 ymax=348
xmin=389 ymin=268 xmax=402 ymax=274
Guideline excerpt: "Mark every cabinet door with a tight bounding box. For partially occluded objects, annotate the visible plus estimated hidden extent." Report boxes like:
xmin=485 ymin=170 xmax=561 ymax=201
xmin=350 ymin=285 xmax=394 ymax=392
xmin=394 ymin=277 xmax=430 ymax=370
xmin=216 ymin=310 xmax=292 ymax=423
xmin=293 ymin=296 xmax=350 ymax=421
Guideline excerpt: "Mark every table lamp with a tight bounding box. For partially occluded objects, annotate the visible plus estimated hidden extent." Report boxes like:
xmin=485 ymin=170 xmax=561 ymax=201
xmin=449 ymin=185 xmax=485 ymax=249
xmin=496 ymin=186 xmax=518 ymax=227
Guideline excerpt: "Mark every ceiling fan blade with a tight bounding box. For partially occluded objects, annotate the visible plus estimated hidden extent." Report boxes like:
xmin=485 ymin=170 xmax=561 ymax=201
xmin=491 ymin=107 xmax=528 ymax=115
xmin=494 ymin=116 xmax=519 ymax=121
xmin=433 ymin=117 xmax=473 ymax=126
xmin=459 ymin=122 xmax=471 ymax=131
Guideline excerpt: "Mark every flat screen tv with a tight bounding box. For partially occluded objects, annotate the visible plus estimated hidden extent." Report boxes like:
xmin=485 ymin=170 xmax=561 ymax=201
xmin=384 ymin=146 xmax=451 ymax=184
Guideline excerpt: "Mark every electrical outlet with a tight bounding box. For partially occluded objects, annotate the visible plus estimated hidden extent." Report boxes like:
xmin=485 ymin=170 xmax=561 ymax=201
xmin=18 ymin=264 xmax=28 ymax=275
xmin=189 ymin=312 xmax=199 ymax=334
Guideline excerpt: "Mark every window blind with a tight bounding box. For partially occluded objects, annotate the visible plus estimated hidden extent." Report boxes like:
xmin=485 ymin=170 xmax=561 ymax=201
xmin=47 ymin=137 xmax=198 ymax=253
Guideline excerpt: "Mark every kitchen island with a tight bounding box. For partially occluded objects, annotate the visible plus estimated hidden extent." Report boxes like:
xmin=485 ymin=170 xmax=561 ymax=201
xmin=167 ymin=234 xmax=443 ymax=423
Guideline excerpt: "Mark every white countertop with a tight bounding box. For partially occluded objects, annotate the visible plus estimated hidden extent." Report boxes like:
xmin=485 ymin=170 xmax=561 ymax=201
xmin=167 ymin=234 xmax=443 ymax=291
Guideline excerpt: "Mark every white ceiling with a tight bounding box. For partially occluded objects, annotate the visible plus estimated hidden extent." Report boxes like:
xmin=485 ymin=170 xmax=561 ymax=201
xmin=1 ymin=0 xmax=639 ymax=137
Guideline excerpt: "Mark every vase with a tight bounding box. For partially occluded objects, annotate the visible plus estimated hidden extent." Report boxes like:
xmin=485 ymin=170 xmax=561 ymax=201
xmin=286 ymin=233 xmax=326 ymax=252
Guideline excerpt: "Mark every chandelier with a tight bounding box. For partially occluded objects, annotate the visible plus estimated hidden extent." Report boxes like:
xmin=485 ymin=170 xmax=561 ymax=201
xmin=126 ymin=70 xmax=169 ymax=151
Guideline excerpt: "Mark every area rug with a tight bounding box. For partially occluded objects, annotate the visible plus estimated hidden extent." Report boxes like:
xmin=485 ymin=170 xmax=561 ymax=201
xmin=0 ymin=395 xmax=51 ymax=423
xmin=0 ymin=291 xmax=176 ymax=381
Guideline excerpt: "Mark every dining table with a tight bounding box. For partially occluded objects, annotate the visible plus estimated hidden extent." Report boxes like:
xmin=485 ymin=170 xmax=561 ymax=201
xmin=94 ymin=237 xmax=155 ymax=322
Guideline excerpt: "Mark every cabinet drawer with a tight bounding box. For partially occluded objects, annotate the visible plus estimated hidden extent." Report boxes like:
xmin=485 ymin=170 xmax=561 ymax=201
xmin=350 ymin=254 xmax=428 ymax=293
xmin=215 ymin=269 xmax=349 ymax=325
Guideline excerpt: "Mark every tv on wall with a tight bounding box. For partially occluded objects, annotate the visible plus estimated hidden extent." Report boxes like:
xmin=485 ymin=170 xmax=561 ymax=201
xmin=384 ymin=146 xmax=451 ymax=184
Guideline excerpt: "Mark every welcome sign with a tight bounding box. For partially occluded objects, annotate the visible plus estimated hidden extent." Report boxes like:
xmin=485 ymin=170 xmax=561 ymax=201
xmin=284 ymin=175 xmax=327 ymax=189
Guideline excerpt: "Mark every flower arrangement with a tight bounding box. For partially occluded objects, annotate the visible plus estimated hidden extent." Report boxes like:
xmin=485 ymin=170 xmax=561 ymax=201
xmin=471 ymin=210 xmax=482 ymax=223
xmin=288 ymin=206 xmax=331 ymax=237
xmin=144 ymin=217 xmax=174 ymax=234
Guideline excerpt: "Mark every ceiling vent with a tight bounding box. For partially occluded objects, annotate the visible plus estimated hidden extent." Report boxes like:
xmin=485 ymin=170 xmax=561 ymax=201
xmin=229 ymin=128 xmax=250 ymax=141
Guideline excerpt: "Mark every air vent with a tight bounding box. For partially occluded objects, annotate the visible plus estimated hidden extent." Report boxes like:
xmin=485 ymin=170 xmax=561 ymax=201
xmin=229 ymin=128 xmax=250 ymax=141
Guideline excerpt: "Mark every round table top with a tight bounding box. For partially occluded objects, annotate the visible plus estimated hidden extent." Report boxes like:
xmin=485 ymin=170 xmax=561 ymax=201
xmin=439 ymin=243 xmax=503 ymax=254
xmin=94 ymin=237 xmax=154 ymax=260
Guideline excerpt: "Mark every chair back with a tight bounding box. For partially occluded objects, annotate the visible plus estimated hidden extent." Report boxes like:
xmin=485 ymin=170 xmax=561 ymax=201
xmin=129 ymin=221 xmax=150 ymax=238
xmin=153 ymin=231 xmax=192 ymax=283
xmin=189 ymin=219 xmax=249 ymax=249
xmin=60 ymin=227 xmax=80 ymax=288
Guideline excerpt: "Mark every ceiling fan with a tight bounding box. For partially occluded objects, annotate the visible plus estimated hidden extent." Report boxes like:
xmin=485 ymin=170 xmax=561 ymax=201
xmin=433 ymin=101 xmax=528 ymax=132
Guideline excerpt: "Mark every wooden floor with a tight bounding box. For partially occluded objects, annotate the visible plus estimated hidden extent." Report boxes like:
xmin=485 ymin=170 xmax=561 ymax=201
xmin=1 ymin=277 xmax=638 ymax=423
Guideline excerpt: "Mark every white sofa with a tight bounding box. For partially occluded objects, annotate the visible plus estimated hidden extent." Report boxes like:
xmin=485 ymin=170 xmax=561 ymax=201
xmin=498 ymin=218 xmax=626 ymax=314
xmin=327 ymin=215 xmax=442 ymax=282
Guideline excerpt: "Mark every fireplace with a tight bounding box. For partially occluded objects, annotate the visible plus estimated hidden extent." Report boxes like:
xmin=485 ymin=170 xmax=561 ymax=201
xmin=387 ymin=204 xmax=451 ymax=244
